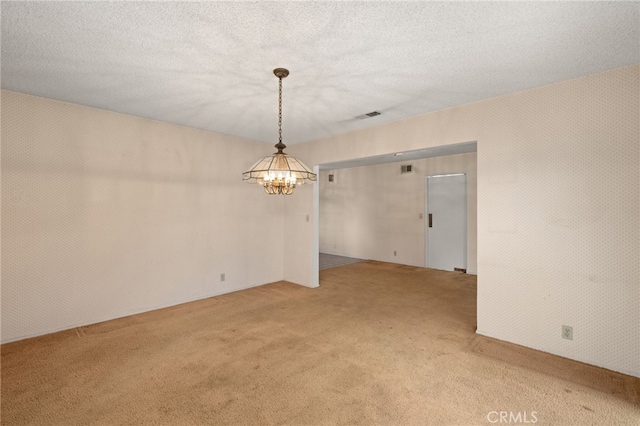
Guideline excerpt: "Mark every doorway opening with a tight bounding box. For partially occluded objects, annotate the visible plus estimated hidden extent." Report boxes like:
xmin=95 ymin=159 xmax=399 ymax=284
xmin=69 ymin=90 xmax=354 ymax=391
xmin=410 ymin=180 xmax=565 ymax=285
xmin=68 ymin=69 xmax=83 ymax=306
xmin=314 ymin=141 xmax=477 ymax=288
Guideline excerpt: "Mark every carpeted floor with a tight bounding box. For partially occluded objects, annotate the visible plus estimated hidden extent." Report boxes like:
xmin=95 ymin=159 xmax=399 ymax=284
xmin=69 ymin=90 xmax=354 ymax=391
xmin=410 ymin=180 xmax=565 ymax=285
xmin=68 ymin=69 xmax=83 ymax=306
xmin=1 ymin=261 xmax=639 ymax=425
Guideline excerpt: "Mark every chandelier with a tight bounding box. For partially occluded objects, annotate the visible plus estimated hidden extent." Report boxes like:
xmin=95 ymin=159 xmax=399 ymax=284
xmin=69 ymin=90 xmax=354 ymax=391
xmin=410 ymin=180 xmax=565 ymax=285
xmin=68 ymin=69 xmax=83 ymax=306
xmin=242 ymin=68 xmax=317 ymax=195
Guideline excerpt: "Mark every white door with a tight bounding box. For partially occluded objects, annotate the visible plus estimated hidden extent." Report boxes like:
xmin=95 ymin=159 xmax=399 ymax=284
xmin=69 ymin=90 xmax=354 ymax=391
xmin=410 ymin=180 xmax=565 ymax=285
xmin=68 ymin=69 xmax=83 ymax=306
xmin=426 ymin=173 xmax=467 ymax=272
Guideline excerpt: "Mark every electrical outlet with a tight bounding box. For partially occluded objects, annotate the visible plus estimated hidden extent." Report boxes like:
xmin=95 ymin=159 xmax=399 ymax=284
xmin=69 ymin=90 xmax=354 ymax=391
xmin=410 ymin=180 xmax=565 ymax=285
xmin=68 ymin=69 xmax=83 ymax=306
xmin=220 ymin=273 xmax=225 ymax=282
xmin=393 ymin=251 xmax=397 ymax=256
xmin=562 ymin=325 xmax=573 ymax=340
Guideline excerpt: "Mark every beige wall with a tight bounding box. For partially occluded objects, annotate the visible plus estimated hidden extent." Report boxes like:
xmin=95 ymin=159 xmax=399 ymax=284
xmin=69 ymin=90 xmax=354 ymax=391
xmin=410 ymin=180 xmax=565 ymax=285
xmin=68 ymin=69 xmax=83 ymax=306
xmin=2 ymin=65 xmax=638 ymax=378
xmin=1 ymin=90 xmax=285 ymax=342
xmin=319 ymin=153 xmax=477 ymax=273
xmin=289 ymin=65 xmax=639 ymax=377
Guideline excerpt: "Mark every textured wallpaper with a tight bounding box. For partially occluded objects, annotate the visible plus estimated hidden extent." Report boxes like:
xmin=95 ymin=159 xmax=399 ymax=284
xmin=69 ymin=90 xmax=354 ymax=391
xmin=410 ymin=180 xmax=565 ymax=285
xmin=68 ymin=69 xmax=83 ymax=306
xmin=289 ymin=65 xmax=639 ymax=377
xmin=1 ymin=91 xmax=285 ymax=342
xmin=2 ymin=64 xmax=638 ymax=377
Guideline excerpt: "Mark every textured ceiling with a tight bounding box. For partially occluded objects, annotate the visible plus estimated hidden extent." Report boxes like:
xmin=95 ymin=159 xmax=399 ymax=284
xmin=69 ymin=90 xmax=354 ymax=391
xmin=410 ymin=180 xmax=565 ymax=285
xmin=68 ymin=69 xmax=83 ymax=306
xmin=2 ymin=2 xmax=638 ymax=145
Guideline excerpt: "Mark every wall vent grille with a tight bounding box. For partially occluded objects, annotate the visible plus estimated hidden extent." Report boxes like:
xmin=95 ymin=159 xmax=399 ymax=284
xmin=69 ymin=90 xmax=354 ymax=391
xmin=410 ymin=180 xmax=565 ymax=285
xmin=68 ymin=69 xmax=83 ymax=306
xmin=401 ymin=164 xmax=413 ymax=174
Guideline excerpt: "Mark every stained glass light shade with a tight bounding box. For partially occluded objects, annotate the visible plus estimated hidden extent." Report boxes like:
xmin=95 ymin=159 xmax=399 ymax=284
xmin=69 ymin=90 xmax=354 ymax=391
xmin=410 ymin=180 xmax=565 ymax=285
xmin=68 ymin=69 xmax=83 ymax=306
xmin=242 ymin=151 xmax=316 ymax=195
xmin=242 ymin=68 xmax=317 ymax=195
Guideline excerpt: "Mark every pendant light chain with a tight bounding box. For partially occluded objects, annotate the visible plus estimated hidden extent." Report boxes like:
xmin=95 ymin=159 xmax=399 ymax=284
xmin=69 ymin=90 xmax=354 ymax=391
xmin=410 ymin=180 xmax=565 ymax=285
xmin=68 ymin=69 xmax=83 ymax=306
xmin=242 ymin=67 xmax=317 ymax=195
xmin=278 ymin=76 xmax=283 ymax=147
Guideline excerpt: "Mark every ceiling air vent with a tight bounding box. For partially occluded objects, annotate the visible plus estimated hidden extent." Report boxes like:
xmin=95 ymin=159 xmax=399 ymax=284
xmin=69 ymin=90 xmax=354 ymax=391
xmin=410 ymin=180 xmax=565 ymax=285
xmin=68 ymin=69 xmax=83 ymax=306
xmin=355 ymin=111 xmax=382 ymax=120
xmin=401 ymin=164 xmax=413 ymax=174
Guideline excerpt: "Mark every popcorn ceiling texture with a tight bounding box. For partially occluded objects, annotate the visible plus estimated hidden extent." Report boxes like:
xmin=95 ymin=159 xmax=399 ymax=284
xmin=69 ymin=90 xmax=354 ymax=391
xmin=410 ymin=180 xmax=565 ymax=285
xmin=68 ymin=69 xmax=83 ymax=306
xmin=289 ymin=65 xmax=640 ymax=377
xmin=1 ymin=2 xmax=638 ymax=144
xmin=1 ymin=90 xmax=286 ymax=343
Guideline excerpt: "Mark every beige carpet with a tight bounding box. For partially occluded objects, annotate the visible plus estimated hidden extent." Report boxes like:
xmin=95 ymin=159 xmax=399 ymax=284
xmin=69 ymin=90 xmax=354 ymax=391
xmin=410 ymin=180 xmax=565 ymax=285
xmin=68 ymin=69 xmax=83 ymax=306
xmin=2 ymin=261 xmax=639 ymax=425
